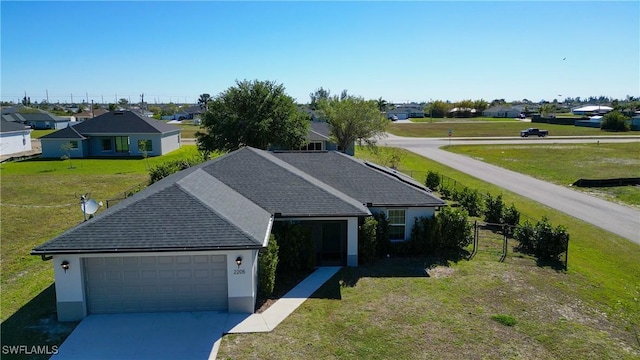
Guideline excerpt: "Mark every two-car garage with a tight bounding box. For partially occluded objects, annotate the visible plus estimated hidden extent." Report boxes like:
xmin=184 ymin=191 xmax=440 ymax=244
xmin=84 ymin=255 xmax=228 ymax=314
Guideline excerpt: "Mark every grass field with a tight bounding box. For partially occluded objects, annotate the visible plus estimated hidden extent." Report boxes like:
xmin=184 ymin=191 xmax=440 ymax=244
xmin=2 ymin=145 xmax=639 ymax=359
xmin=446 ymin=142 xmax=640 ymax=207
xmin=387 ymin=122 xmax=639 ymax=138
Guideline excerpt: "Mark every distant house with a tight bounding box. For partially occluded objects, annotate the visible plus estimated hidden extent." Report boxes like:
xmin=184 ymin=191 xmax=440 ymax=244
xmin=0 ymin=119 xmax=32 ymax=157
xmin=2 ymin=112 xmax=71 ymax=130
xmin=482 ymin=106 xmax=521 ymax=118
xmin=448 ymin=107 xmax=477 ymax=118
xmin=32 ymin=146 xmax=446 ymax=321
xmin=74 ymin=108 xmax=109 ymax=122
xmin=183 ymin=105 xmax=203 ymax=120
xmin=272 ymin=121 xmax=355 ymax=155
xmin=387 ymin=103 xmax=425 ymax=119
xmin=39 ymin=111 xmax=181 ymax=158
xmin=572 ymin=105 xmax=613 ymax=116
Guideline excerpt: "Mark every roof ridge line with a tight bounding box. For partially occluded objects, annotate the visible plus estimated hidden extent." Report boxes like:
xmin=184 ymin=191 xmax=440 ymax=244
xmin=246 ymin=147 xmax=370 ymax=215
xmin=176 ymin=168 xmax=273 ymax=246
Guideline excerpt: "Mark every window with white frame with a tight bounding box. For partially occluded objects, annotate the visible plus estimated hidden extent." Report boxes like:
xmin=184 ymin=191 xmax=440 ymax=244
xmin=388 ymin=209 xmax=406 ymax=240
xmin=299 ymin=141 xmax=323 ymax=151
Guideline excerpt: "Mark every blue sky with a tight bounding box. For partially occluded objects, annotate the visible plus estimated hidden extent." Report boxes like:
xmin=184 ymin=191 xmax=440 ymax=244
xmin=1 ymin=1 xmax=638 ymax=105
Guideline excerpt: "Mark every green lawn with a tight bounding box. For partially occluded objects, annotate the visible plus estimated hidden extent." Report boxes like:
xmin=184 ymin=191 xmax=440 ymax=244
xmin=217 ymin=146 xmax=640 ymax=359
xmin=446 ymin=142 xmax=640 ymax=207
xmin=387 ymin=122 xmax=638 ymax=138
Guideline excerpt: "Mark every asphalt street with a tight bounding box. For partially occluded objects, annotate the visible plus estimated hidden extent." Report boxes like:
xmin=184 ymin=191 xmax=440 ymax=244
xmin=381 ymin=134 xmax=640 ymax=245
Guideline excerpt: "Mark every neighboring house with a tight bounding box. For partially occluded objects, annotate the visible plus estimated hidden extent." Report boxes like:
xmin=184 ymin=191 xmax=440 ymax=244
xmin=271 ymin=121 xmax=355 ymax=155
xmin=300 ymin=122 xmax=354 ymax=155
xmin=482 ymin=106 xmax=521 ymax=118
xmin=183 ymin=105 xmax=203 ymax=120
xmin=39 ymin=111 xmax=181 ymax=158
xmin=571 ymin=105 xmax=613 ymax=116
xmin=0 ymin=119 xmax=32 ymax=156
xmin=2 ymin=112 xmax=71 ymax=130
xmin=32 ymin=147 xmax=445 ymax=321
xmin=74 ymin=108 xmax=109 ymax=122
xmin=448 ymin=107 xmax=477 ymax=117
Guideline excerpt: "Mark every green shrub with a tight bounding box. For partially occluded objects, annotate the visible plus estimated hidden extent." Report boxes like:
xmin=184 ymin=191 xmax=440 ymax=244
xmin=503 ymin=203 xmax=520 ymax=227
xmin=258 ymin=235 xmax=279 ymax=297
xmin=425 ymin=170 xmax=441 ymax=190
xmin=515 ymin=217 xmax=569 ymax=260
xmin=373 ymin=212 xmax=391 ymax=257
xmin=600 ymin=110 xmax=630 ymax=132
xmin=439 ymin=184 xmax=452 ymax=200
xmin=483 ymin=193 xmax=504 ymax=224
xmin=438 ymin=207 xmax=473 ymax=250
xmin=272 ymin=221 xmax=314 ymax=273
xmin=491 ymin=314 xmax=517 ymax=326
xmin=358 ymin=217 xmax=378 ymax=264
xmin=148 ymin=157 xmax=204 ymax=184
xmin=514 ymin=220 xmax=535 ymax=253
xmin=458 ymin=188 xmax=482 ymax=217
xmin=409 ymin=216 xmax=439 ymax=255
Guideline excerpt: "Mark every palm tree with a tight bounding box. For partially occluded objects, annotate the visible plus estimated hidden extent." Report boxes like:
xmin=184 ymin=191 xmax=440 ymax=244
xmin=198 ymin=93 xmax=212 ymax=111
xmin=376 ymin=97 xmax=388 ymax=112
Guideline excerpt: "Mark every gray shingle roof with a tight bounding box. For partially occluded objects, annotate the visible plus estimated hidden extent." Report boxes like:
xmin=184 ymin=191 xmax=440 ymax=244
xmin=32 ymin=147 xmax=443 ymax=255
xmin=308 ymin=122 xmax=330 ymax=141
xmin=0 ymin=119 xmax=31 ymax=133
xmin=68 ymin=111 xmax=180 ymax=134
xmin=32 ymin=165 xmax=273 ymax=255
xmin=201 ymin=147 xmax=370 ymax=217
xmin=272 ymin=151 xmax=446 ymax=207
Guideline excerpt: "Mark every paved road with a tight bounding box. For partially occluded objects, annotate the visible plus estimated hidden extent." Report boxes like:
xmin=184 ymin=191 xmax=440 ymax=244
xmin=381 ymin=135 xmax=640 ymax=245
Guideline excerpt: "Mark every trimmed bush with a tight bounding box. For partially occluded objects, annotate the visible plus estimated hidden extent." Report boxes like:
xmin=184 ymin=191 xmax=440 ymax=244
xmin=258 ymin=235 xmax=279 ymax=297
xmin=372 ymin=212 xmax=391 ymax=257
xmin=458 ymin=188 xmax=482 ymax=217
xmin=438 ymin=207 xmax=473 ymax=250
xmin=483 ymin=193 xmax=504 ymax=224
xmin=425 ymin=170 xmax=441 ymax=190
xmin=272 ymin=221 xmax=314 ymax=273
xmin=409 ymin=216 xmax=439 ymax=255
xmin=515 ymin=217 xmax=569 ymax=260
xmin=358 ymin=217 xmax=378 ymax=264
xmin=149 ymin=157 xmax=204 ymax=184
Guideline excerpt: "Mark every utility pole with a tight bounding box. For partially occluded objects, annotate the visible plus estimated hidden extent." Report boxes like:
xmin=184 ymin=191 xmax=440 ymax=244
xmin=71 ymin=93 xmax=73 ymax=104
xmin=46 ymin=89 xmax=49 ymax=103
xmin=140 ymin=93 xmax=145 ymax=110
xmin=86 ymin=91 xmax=88 ymax=104
xmin=91 ymin=100 xmax=94 ymax=118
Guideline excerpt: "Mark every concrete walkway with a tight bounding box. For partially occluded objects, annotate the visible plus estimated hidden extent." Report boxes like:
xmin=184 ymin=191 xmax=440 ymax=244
xmin=53 ymin=266 xmax=341 ymax=360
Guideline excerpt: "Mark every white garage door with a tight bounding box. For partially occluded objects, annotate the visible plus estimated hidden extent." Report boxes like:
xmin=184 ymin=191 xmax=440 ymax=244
xmin=84 ymin=255 xmax=228 ymax=314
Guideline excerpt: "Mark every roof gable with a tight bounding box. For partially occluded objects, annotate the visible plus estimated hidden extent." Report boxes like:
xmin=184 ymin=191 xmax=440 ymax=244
xmin=40 ymin=125 xmax=86 ymax=139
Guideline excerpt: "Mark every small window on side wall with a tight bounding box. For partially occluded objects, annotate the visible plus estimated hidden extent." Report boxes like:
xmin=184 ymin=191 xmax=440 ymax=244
xmin=69 ymin=141 xmax=78 ymax=149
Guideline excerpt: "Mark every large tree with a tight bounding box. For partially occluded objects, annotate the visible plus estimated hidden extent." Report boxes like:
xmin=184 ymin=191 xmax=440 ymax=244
xmin=316 ymin=95 xmax=388 ymax=152
xmin=309 ymin=87 xmax=331 ymax=110
xmin=196 ymin=80 xmax=309 ymax=153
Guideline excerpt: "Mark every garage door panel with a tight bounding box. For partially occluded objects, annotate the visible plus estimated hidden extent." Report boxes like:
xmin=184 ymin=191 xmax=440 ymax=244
xmin=85 ymin=255 xmax=228 ymax=314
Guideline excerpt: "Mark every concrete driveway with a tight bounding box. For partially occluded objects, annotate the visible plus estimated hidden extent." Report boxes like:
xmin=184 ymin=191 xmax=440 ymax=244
xmin=52 ymin=312 xmax=227 ymax=360
xmin=51 ymin=267 xmax=342 ymax=360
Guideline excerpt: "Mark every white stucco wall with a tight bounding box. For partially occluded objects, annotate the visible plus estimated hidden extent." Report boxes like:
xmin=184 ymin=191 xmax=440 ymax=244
xmin=0 ymin=130 xmax=32 ymax=156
